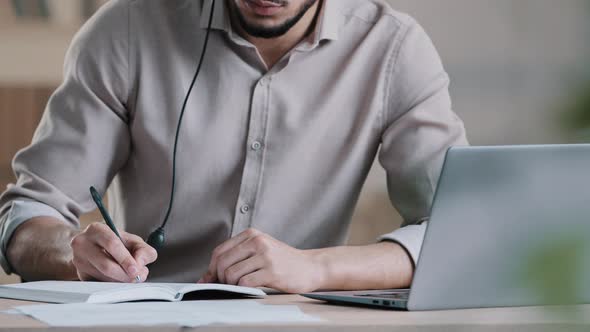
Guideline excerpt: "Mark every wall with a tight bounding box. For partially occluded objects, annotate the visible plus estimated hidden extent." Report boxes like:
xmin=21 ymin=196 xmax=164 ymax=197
xmin=349 ymin=0 xmax=590 ymax=244
xmin=0 ymin=86 xmax=52 ymax=181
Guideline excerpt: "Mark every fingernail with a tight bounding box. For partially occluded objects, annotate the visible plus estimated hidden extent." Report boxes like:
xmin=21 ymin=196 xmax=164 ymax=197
xmin=129 ymin=265 xmax=139 ymax=276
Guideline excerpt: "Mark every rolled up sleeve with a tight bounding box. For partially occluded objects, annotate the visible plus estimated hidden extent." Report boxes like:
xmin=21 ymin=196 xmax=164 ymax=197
xmin=377 ymin=18 xmax=468 ymax=265
xmin=378 ymin=222 xmax=427 ymax=265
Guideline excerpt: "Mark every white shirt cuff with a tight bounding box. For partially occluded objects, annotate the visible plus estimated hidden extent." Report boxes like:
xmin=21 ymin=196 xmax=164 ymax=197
xmin=378 ymin=221 xmax=428 ymax=265
xmin=0 ymin=200 xmax=66 ymax=275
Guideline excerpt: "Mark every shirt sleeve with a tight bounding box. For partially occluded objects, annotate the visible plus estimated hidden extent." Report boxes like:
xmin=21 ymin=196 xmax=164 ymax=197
xmin=377 ymin=18 xmax=468 ymax=265
xmin=0 ymin=0 xmax=131 ymax=274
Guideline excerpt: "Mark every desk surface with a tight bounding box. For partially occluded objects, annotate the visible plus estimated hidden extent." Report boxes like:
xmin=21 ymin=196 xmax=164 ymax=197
xmin=0 ymin=295 xmax=589 ymax=332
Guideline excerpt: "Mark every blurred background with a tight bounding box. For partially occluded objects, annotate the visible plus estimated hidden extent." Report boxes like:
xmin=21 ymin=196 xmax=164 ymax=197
xmin=0 ymin=0 xmax=589 ymax=284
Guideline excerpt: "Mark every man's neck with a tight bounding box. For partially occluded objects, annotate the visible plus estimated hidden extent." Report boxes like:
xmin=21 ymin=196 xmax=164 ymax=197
xmin=231 ymin=1 xmax=321 ymax=70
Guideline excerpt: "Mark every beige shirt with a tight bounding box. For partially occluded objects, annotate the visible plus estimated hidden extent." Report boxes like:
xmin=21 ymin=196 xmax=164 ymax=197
xmin=0 ymin=0 xmax=468 ymax=281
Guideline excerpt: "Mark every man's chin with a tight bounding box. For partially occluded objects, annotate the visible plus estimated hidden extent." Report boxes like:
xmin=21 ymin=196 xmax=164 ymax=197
xmin=236 ymin=10 xmax=297 ymax=38
xmin=232 ymin=0 xmax=318 ymax=39
xmin=240 ymin=23 xmax=293 ymax=39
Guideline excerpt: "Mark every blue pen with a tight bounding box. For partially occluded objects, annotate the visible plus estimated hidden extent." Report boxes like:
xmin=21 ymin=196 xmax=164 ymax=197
xmin=90 ymin=186 xmax=141 ymax=283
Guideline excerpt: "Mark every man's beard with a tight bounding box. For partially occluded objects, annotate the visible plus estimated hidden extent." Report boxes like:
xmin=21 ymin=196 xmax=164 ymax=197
xmin=232 ymin=0 xmax=319 ymax=39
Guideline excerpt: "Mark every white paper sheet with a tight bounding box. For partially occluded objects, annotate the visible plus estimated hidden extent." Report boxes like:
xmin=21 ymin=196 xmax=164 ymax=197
xmin=9 ymin=300 xmax=322 ymax=327
xmin=2 ymin=281 xmax=139 ymax=294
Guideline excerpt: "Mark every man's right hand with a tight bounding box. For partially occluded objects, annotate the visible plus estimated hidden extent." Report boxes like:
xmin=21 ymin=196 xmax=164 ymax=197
xmin=70 ymin=223 xmax=158 ymax=282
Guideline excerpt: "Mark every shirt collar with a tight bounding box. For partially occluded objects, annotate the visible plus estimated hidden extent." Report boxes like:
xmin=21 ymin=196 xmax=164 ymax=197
xmin=199 ymin=0 xmax=344 ymax=44
xmin=314 ymin=0 xmax=344 ymax=42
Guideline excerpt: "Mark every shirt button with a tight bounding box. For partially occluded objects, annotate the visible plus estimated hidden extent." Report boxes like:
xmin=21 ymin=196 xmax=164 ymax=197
xmin=259 ymin=77 xmax=271 ymax=86
xmin=240 ymin=205 xmax=250 ymax=214
xmin=251 ymin=141 xmax=262 ymax=151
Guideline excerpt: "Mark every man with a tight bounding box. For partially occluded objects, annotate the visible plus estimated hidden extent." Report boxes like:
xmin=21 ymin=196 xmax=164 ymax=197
xmin=0 ymin=0 xmax=467 ymax=293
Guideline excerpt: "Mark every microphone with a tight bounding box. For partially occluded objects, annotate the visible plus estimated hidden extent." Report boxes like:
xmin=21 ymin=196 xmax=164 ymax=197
xmin=147 ymin=227 xmax=166 ymax=252
xmin=146 ymin=0 xmax=216 ymax=252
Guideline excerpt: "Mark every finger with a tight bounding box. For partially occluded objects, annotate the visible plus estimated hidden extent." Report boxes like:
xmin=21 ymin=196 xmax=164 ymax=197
xmin=205 ymin=229 xmax=261 ymax=282
xmin=133 ymin=247 xmax=158 ymax=267
xmin=75 ymin=259 xmax=122 ymax=282
xmin=215 ymin=229 xmax=261 ymax=257
xmin=198 ymin=271 xmax=217 ymax=284
xmin=137 ymin=266 xmax=150 ymax=282
xmin=73 ymin=242 xmax=131 ymax=282
xmin=216 ymin=239 xmax=260 ymax=284
xmin=89 ymin=225 xmax=141 ymax=279
xmin=72 ymin=236 xmax=129 ymax=282
xmin=237 ymin=269 xmax=272 ymax=288
xmin=122 ymin=233 xmax=158 ymax=266
xmin=84 ymin=261 xmax=149 ymax=283
xmin=225 ymin=255 xmax=266 ymax=286
xmin=74 ymin=252 xmax=112 ymax=282
xmin=87 ymin=243 xmax=136 ymax=282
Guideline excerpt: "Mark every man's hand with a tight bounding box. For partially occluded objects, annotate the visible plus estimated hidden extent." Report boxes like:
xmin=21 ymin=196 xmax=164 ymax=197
xmin=199 ymin=229 xmax=323 ymax=293
xmin=70 ymin=223 xmax=158 ymax=282
xmin=199 ymin=228 xmax=415 ymax=293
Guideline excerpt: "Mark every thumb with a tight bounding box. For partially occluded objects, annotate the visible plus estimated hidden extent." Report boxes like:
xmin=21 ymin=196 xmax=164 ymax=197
xmin=133 ymin=246 xmax=158 ymax=266
xmin=122 ymin=233 xmax=158 ymax=266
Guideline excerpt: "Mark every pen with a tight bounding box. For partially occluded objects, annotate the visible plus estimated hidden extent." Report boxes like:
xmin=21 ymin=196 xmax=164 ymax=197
xmin=89 ymin=186 xmax=141 ymax=283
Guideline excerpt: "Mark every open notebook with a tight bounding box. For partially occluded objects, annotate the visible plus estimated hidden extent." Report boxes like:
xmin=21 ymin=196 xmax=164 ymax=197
xmin=0 ymin=281 xmax=266 ymax=304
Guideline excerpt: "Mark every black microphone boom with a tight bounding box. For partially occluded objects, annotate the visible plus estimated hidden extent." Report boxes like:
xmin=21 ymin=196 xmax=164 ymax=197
xmin=146 ymin=0 xmax=217 ymax=251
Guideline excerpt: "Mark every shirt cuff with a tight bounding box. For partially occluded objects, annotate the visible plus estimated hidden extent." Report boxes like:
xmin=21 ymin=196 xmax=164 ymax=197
xmin=0 ymin=200 xmax=66 ymax=275
xmin=378 ymin=221 xmax=428 ymax=265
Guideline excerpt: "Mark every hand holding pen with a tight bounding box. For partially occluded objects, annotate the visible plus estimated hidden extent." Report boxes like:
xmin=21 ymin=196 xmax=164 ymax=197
xmin=69 ymin=187 xmax=158 ymax=283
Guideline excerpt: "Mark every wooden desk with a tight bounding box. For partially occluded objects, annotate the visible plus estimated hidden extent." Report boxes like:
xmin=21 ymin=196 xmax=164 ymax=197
xmin=0 ymin=295 xmax=588 ymax=332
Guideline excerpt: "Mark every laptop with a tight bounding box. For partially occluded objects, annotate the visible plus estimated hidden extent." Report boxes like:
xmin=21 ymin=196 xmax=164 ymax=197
xmin=303 ymin=145 xmax=590 ymax=310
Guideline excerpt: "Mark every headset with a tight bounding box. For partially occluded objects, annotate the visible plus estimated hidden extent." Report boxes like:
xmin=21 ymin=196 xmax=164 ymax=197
xmin=146 ymin=0 xmax=217 ymax=251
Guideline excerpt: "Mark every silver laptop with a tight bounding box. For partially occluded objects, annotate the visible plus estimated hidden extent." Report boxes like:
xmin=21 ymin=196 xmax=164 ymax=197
xmin=304 ymin=145 xmax=590 ymax=310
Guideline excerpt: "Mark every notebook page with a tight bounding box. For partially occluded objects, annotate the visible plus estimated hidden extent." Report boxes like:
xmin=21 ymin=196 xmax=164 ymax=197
xmin=149 ymin=283 xmax=266 ymax=298
xmin=0 ymin=281 xmax=264 ymax=303
xmin=87 ymin=285 xmax=177 ymax=303
xmin=0 ymin=281 xmax=151 ymax=303
xmin=2 ymin=281 xmax=142 ymax=295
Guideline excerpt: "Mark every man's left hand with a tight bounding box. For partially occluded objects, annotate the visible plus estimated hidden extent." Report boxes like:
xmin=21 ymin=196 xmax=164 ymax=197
xmin=199 ymin=229 xmax=323 ymax=293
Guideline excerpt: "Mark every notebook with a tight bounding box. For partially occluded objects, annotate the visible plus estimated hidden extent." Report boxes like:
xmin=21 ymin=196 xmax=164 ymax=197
xmin=0 ymin=281 xmax=266 ymax=304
